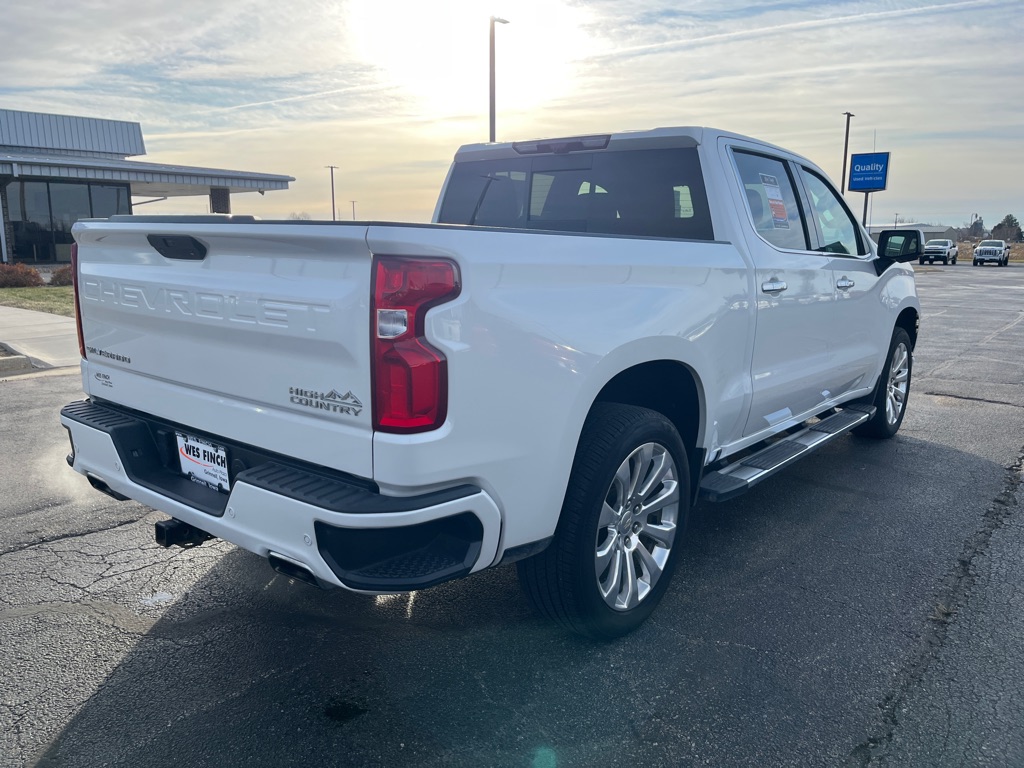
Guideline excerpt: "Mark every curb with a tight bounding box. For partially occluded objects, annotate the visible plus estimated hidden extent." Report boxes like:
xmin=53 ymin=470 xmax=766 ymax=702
xmin=0 ymin=342 xmax=36 ymax=376
xmin=0 ymin=354 xmax=34 ymax=376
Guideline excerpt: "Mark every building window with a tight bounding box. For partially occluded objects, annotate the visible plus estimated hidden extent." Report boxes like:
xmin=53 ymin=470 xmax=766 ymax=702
xmin=90 ymin=185 xmax=131 ymax=218
xmin=12 ymin=181 xmax=54 ymax=262
xmin=50 ymin=183 xmax=92 ymax=262
xmin=3 ymin=180 xmax=131 ymax=263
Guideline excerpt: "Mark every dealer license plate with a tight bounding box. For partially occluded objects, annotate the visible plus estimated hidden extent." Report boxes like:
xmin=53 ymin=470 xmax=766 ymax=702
xmin=175 ymin=432 xmax=230 ymax=492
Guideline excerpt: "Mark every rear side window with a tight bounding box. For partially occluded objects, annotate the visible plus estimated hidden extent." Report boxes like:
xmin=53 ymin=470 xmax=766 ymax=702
xmin=437 ymin=148 xmax=714 ymax=241
xmin=733 ymin=150 xmax=809 ymax=251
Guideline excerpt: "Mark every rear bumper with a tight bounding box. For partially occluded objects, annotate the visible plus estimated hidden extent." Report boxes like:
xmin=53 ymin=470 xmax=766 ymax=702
xmin=60 ymin=400 xmax=502 ymax=592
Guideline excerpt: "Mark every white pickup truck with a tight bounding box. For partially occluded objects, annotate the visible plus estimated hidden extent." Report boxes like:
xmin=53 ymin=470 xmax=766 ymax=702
xmin=61 ymin=128 xmax=922 ymax=638
xmin=973 ymin=239 xmax=1010 ymax=267
xmin=921 ymin=238 xmax=957 ymax=265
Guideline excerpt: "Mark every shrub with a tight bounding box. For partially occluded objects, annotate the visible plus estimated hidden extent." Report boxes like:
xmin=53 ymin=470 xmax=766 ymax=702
xmin=0 ymin=263 xmax=44 ymax=288
xmin=49 ymin=265 xmax=74 ymax=286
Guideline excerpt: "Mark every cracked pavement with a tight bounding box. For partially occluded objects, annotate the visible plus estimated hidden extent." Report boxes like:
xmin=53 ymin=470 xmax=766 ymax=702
xmin=1 ymin=265 xmax=1023 ymax=767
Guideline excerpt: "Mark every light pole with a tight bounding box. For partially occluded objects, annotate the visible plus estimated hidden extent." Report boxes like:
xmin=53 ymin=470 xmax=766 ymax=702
xmin=489 ymin=16 xmax=509 ymax=143
xmin=350 ymin=201 xmax=357 ymax=221
xmin=326 ymin=165 xmax=338 ymax=221
xmin=894 ymin=213 xmax=899 ymax=229
xmin=840 ymin=111 xmax=854 ymax=194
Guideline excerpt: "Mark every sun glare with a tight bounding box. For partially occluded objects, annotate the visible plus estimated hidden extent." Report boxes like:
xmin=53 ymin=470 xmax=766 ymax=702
xmin=344 ymin=0 xmax=593 ymax=120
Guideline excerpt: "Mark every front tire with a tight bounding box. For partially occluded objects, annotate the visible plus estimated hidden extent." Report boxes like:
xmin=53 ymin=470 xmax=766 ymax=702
xmin=517 ymin=403 xmax=689 ymax=639
xmin=854 ymin=327 xmax=912 ymax=439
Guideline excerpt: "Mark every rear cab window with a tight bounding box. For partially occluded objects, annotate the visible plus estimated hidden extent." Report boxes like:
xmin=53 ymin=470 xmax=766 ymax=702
xmin=732 ymin=150 xmax=809 ymax=251
xmin=437 ymin=147 xmax=715 ymax=241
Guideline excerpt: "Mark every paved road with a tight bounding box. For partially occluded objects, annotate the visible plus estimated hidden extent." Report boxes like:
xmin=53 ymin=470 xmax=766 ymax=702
xmin=1 ymin=265 xmax=1022 ymax=768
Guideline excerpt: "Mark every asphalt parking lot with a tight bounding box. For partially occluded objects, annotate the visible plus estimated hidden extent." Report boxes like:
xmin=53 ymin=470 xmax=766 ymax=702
xmin=2 ymin=263 xmax=1022 ymax=767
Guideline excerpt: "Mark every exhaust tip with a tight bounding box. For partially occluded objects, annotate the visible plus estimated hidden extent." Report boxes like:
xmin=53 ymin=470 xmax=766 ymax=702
xmin=268 ymin=553 xmax=322 ymax=588
xmin=86 ymin=474 xmax=130 ymax=501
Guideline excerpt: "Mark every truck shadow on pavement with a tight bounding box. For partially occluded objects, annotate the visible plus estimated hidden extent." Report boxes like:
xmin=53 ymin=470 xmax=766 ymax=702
xmin=30 ymin=432 xmax=1011 ymax=768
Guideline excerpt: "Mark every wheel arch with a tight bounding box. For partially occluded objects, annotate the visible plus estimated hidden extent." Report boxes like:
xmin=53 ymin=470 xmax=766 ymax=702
xmin=591 ymin=359 xmax=706 ymax=502
xmin=896 ymin=306 xmax=919 ymax=349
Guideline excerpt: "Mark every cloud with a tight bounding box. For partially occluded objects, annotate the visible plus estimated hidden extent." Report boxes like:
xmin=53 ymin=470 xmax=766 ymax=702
xmin=587 ymin=0 xmax=1004 ymax=60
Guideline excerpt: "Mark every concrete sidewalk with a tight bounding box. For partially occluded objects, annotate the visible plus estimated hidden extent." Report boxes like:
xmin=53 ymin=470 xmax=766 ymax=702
xmin=0 ymin=305 xmax=80 ymax=371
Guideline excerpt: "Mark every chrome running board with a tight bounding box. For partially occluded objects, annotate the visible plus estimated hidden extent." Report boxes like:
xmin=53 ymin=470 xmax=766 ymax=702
xmin=698 ymin=404 xmax=875 ymax=502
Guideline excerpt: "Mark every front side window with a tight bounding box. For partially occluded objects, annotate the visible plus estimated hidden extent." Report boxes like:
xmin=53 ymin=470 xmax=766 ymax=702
xmin=799 ymin=167 xmax=864 ymax=255
xmin=733 ymin=150 xmax=808 ymax=251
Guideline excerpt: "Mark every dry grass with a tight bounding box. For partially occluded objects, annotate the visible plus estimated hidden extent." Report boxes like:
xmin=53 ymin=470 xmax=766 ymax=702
xmin=0 ymin=286 xmax=76 ymax=317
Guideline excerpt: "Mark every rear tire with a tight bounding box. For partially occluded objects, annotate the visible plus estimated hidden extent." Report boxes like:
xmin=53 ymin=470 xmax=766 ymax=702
xmin=517 ymin=403 xmax=689 ymax=639
xmin=853 ymin=327 xmax=912 ymax=439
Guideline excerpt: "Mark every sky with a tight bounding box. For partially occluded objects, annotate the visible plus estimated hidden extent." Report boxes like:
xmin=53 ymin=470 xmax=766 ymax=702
xmin=1 ymin=0 xmax=1021 ymax=229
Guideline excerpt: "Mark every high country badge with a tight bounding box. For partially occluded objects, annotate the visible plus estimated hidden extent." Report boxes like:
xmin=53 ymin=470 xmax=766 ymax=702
xmin=289 ymin=387 xmax=363 ymax=417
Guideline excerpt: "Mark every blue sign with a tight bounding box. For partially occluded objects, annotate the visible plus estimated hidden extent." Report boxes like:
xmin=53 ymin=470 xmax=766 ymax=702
xmin=848 ymin=152 xmax=890 ymax=192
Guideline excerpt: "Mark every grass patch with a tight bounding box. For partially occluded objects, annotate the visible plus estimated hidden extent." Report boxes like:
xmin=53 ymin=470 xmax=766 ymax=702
xmin=0 ymin=286 xmax=76 ymax=317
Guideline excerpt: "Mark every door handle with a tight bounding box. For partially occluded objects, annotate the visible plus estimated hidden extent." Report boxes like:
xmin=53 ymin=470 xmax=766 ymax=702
xmin=837 ymin=277 xmax=855 ymax=291
xmin=761 ymin=279 xmax=787 ymax=294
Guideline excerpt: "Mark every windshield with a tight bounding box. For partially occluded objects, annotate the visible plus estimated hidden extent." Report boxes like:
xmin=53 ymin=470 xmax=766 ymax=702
xmin=925 ymin=240 xmax=948 ymax=247
xmin=979 ymin=240 xmax=1001 ymax=247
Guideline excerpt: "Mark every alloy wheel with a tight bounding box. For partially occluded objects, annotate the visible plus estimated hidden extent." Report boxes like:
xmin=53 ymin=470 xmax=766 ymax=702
xmin=595 ymin=442 xmax=680 ymax=611
xmin=886 ymin=341 xmax=910 ymax=425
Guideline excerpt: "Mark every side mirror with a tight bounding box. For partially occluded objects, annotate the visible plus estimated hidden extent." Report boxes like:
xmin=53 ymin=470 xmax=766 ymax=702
xmin=876 ymin=229 xmax=923 ymax=263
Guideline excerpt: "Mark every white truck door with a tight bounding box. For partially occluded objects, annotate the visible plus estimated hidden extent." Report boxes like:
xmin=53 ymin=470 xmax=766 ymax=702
xmin=726 ymin=144 xmax=838 ymax=438
xmin=794 ymin=164 xmax=887 ymax=399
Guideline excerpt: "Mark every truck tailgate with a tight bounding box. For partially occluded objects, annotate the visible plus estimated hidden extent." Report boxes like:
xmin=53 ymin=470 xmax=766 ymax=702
xmin=73 ymin=219 xmax=375 ymax=479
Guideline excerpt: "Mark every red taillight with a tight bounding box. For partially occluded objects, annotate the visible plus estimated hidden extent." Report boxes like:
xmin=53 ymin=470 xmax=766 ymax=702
xmin=372 ymin=257 xmax=460 ymax=433
xmin=70 ymin=243 xmax=86 ymax=360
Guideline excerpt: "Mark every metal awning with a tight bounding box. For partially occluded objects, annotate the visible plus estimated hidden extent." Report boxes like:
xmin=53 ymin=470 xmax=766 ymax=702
xmin=0 ymin=151 xmax=293 ymax=197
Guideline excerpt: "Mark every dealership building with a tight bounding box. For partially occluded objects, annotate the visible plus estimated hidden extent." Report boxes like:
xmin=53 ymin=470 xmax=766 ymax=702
xmin=0 ymin=108 xmax=293 ymax=264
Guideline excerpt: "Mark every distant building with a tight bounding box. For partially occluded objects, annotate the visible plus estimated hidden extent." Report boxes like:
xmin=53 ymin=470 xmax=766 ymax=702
xmin=868 ymin=224 xmax=960 ymax=242
xmin=0 ymin=108 xmax=293 ymax=264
